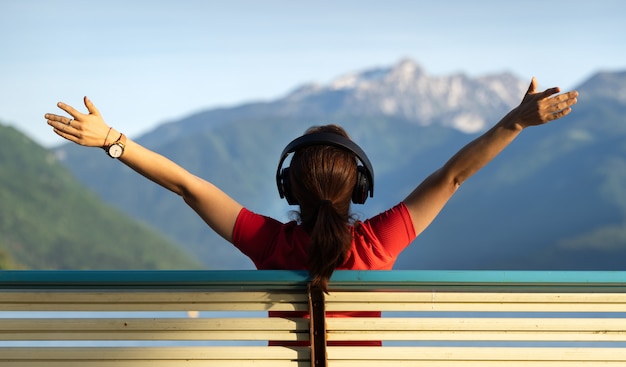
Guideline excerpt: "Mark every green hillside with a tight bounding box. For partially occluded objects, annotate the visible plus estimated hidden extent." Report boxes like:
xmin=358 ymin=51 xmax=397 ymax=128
xmin=0 ymin=123 xmax=202 ymax=270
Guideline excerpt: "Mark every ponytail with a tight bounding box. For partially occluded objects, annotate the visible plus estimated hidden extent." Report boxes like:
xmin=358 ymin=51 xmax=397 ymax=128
xmin=308 ymin=200 xmax=352 ymax=292
xmin=288 ymin=124 xmax=358 ymax=293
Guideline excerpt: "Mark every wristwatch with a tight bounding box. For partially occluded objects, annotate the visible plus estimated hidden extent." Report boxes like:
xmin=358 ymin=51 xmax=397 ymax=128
xmin=106 ymin=133 xmax=127 ymax=158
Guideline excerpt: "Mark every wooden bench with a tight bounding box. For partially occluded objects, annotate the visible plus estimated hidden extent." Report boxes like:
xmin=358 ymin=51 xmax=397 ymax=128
xmin=1 ymin=270 xmax=626 ymax=366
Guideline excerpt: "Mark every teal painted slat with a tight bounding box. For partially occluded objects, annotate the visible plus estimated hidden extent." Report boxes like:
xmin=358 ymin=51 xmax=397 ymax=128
xmin=1 ymin=270 xmax=626 ymax=291
xmin=331 ymin=270 xmax=626 ymax=285
xmin=0 ymin=270 xmax=309 ymax=290
xmin=329 ymin=270 xmax=626 ymax=292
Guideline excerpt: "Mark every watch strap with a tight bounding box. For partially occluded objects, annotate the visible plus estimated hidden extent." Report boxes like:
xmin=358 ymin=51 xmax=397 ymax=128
xmin=114 ymin=133 xmax=127 ymax=148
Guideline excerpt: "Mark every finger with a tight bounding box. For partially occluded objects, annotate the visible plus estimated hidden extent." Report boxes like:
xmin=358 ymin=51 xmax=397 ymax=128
xmin=538 ymin=86 xmax=561 ymax=99
xmin=564 ymin=90 xmax=579 ymax=100
xmin=56 ymin=101 xmax=82 ymax=119
xmin=548 ymin=106 xmax=573 ymax=121
xmin=47 ymin=115 xmax=73 ymax=126
xmin=44 ymin=113 xmax=71 ymax=125
xmin=544 ymin=90 xmax=579 ymax=110
xmin=526 ymin=77 xmax=537 ymax=95
xmin=84 ymin=96 xmax=100 ymax=116
xmin=47 ymin=116 xmax=72 ymax=130
xmin=49 ymin=119 xmax=75 ymax=136
xmin=51 ymin=125 xmax=78 ymax=143
xmin=549 ymin=100 xmax=572 ymax=115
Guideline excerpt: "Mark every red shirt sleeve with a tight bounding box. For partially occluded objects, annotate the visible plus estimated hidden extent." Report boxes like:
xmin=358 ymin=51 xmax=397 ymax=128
xmin=345 ymin=202 xmax=416 ymax=269
xmin=232 ymin=208 xmax=280 ymax=268
xmin=363 ymin=202 xmax=416 ymax=259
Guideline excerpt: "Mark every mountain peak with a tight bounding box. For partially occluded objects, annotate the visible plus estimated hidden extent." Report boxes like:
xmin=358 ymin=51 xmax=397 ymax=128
xmin=388 ymin=58 xmax=425 ymax=79
xmin=282 ymin=58 xmax=526 ymax=133
xmin=328 ymin=59 xmax=425 ymax=91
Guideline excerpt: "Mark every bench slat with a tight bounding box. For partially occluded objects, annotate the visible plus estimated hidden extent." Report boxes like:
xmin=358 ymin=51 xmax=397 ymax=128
xmin=327 ymin=317 xmax=626 ymax=341
xmin=0 ymin=318 xmax=309 ymax=341
xmin=330 ymin=361 xmax=623 ymax=366
xmin=5 ymin=317 xmax=625 ymax=342
xmin=1 ymin=363 xmax=304 ymax=367
xmin=4 ymin=346 xmax=626 ymax=364
xmin=326 ymin=291 xmax=626 ymax=312
xmin=0 ymin=347 xmax=310 ymax=366
xmin=327 ymin=346 xmax=626 ymax=362
xmin=5 ymin=291 xmax=625 ymax=312
xmin=0 ymin=291 xmax=308 ymax=311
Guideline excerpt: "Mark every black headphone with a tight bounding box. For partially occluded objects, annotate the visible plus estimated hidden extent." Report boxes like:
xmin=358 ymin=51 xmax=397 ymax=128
xmin=276 ymin=132 xmax=374 ymax=205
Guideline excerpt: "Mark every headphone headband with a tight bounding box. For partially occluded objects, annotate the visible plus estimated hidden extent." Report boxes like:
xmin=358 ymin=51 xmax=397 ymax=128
xmin=276 ymin=132 xmax=374 ymax=202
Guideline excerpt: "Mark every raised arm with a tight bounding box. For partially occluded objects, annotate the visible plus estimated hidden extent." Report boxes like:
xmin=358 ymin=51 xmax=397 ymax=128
xmin=403 ymin=77 xmax=578 ymax=236
xmin=45 ymin=96 xmax=243 ymax=243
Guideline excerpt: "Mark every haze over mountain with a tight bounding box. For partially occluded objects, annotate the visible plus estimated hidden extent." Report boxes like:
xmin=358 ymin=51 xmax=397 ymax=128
xmin=52 ymin=59 xmax=626 ymax=270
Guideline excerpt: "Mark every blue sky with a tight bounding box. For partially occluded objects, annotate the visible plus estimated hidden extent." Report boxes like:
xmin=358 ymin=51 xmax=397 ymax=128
xmin=1 ymin=0 xmax=624 ymax=147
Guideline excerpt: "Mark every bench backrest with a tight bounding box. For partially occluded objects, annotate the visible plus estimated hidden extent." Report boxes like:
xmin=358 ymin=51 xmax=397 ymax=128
xmin=1 ymin=270 xmax=626 ymax=366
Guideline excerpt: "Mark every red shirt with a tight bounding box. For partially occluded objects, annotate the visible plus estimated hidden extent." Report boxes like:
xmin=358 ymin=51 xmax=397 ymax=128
xmin=232 ymin=202 xmax=416 ymax=271
xmin=232 ymin=203 xmax=416 ymax=346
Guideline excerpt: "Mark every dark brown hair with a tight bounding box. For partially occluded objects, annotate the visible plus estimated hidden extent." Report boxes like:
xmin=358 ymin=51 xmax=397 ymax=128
xmin=288 ymin=125 xmax=358 ymax=292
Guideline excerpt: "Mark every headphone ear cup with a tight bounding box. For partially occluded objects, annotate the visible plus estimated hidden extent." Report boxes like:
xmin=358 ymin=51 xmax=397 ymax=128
xmin=352 ymin=165 xmax=370 ymax=204
xmin=280 ymin=167 xmax=298 ymax=205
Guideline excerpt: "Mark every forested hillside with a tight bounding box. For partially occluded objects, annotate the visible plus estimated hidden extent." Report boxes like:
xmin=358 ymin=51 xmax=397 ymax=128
xmin=0 ymin=124 xmax=202 ymax=269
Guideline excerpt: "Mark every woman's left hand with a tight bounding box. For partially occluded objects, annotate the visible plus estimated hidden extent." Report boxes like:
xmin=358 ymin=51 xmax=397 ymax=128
xmin=45 ymin=96 xmax=114 ymax=148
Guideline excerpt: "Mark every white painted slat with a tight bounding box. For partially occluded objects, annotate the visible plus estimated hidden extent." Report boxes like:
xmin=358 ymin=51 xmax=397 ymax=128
xmin=0 ymin=346 xmax=310 ymax=360
xmin=327 ymin=346 xmax=626 ymax=362
xmin=0 ymin=363 xmax=305 ymax=367
xmin=0 ymin=318 xmax=309 ymax=341
xmin=325 ymin=291 xmax=626 ymax=312
xmin=0 ymin=347 xmax=310 ymax=366
xmin=330 ymin=317 xmax=626 ymax=332
xmin=326 ymin=317 xmax=626 ymax=342
xmin=331 ymin=330 xmax=626 ymax=342
xmin=328 ymin=291 xmax=626 ymax=303
xmin=4 ymin=363 xmax=305 ymax=367
xmin=330 ymin=361 xmax=622 ymax=366
xmin=0 ymin=291 xmax=308 ymax=311
xmin=1 ymin=318 xmax=307 ymax=332
xmin=5 ymin=317 xmax=626 ymax=343
xmin=4 ymin=290 xmax=625 ymax=312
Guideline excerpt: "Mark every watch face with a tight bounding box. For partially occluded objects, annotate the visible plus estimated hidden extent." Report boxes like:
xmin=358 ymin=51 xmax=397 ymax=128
xmin=108 ymin=144 xmax=123 ymax=158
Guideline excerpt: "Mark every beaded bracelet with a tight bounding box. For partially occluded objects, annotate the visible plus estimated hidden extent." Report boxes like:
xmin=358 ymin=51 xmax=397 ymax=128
xmin=102 ymin=127 xmax=113 ymax=149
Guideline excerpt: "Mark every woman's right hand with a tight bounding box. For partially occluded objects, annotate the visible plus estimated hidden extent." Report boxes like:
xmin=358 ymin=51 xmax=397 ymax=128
xmin=513 ymin=77 xmax=578 ymax=130
xmin=45 ymin=96 xmax=117 ymax=148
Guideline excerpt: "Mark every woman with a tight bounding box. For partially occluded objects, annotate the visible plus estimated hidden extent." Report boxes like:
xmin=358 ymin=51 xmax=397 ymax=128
xmin=45 ymin=77 xmax=578 ymax=292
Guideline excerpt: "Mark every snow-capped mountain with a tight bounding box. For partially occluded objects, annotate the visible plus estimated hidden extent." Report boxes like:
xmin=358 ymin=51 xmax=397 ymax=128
xmin=281 ymin=59 xmax=527 ymax=133
xmin=138 ymin=58 xmax=530 ymax=148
